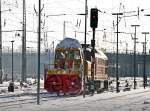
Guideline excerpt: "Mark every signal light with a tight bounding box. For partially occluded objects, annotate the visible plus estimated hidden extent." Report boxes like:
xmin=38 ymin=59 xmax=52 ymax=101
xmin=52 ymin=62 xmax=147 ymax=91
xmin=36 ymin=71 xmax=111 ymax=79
xmin=90 ymin=8 xmax=98 ymax=28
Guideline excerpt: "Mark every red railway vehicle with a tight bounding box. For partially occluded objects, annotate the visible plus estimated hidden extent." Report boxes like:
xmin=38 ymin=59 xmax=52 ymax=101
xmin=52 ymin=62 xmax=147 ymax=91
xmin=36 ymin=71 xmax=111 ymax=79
xmin=44 ymin=38 xmax=108 ymax=94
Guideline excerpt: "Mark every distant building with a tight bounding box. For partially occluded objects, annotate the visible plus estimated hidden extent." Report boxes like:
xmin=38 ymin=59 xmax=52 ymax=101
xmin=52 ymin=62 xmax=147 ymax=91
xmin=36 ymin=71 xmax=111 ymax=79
xmin=2 ymin=52 xmax=54 ymax=80
xmin=106 ymin=52 xmax=150 ymax=77
xmin=2 ymin=52 xmax=150 ymax=81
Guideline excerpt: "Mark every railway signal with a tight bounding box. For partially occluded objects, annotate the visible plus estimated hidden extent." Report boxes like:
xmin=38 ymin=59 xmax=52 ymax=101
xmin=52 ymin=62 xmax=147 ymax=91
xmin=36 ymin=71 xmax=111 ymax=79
xmin=90 ymin=8 xmax=98 ymax=94
xmin=90 ymin=8 xmax=98 ymax=28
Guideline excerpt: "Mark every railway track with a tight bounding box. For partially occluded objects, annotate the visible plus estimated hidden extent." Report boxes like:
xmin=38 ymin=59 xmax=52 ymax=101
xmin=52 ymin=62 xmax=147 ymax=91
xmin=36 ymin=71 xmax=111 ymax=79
xmin=0 ymin=88 xmax=150 ymax=109
xmin=0 ymin=98 xmax=36 ymax=108
xmin=0 ymin=92 xmax=74 ymax=108
xmin=0 ymin=94 xmax=57 ymax=108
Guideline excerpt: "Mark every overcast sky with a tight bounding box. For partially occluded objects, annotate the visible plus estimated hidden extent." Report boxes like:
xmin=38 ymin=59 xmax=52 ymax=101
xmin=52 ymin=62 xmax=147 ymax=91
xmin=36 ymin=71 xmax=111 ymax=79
xmin=2 ymin=0 xmax=150 ymax=53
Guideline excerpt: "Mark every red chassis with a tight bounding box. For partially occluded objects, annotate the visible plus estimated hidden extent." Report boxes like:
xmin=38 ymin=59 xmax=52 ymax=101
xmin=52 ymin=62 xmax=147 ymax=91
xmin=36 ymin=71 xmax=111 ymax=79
xmin=44 ymin=70 xmax=81 ymax=94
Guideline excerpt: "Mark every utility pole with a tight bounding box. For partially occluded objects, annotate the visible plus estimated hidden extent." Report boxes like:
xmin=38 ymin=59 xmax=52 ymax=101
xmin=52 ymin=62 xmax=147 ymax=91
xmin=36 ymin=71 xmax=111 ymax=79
xmin=126 ymin=42 xmax=128 ymax=54
xmin=22 ymin=0 xmax=26 ymax=82
xmin=52 ymin=41 xmax=54 ymax=59
xmin=83 ymin=0 xmax=87 ymax=98
xmin=63 ymin=21 xmax=66 ymax=39
xmin=37 ymin=0 xmax=41 ymax=105
xmin=112 ymin=13 xmax=123 ymax=93
xmin=142 ymin=32 xmax=149 ymax=89
xmin=63 ymin=21 xmax=71 ymax=39
xmin=50 ymin=41 xmax=55 ymax=68
xmin=141 ymin=42 xmax=145 ymax=85
xmin=11 ymin=40 xmax=14 ymax=82
xmin=0 ymin=0 xmax=2 ymax=84
xmin=131 ymin=25 xmax=140 ymax=90
xmin=74 ymin=31 xmax=76 ymax=38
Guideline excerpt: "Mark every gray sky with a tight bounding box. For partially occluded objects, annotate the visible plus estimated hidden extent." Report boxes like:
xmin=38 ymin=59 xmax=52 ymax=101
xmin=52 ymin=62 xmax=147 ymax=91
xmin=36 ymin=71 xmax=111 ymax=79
xmin=2 ymin=0 xmax=150 ymax=53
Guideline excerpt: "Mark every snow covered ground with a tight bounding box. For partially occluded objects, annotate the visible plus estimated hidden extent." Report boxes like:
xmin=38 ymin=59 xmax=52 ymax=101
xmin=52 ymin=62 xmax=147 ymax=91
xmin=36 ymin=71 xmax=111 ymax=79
xmin=0 ymin=78 xmax=150 ymax=111
xmin=0 ymin=87 xmax=150 ymax=111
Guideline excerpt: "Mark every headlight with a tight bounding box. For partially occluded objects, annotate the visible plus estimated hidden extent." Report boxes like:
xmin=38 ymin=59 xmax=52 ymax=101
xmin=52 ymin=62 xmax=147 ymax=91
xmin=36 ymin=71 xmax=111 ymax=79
xmin=52 ymin=82 xmax=56 ymax=85
xmin=71 ymin=82 xmax=75 ymax=85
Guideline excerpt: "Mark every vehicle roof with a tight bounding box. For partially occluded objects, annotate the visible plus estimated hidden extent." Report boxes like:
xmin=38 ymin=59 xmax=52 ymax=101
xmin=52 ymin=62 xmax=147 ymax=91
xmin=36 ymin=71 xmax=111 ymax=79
xmin=86 ymin=48 xmax=108 ymax=60
xmin=95 ymin=49 xmax=108 ymax=60
xmin=56 ymin=37 xmax=82 ymax=49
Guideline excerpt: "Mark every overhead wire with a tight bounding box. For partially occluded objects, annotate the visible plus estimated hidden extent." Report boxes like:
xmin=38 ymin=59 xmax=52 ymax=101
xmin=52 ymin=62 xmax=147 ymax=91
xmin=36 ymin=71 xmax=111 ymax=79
xmin=3 ymin=0 xmax=150 ymax=51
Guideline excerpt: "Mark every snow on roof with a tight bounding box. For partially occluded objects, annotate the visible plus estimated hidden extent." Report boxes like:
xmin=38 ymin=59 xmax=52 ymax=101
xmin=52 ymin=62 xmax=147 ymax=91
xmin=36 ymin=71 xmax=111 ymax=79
xmin=95 ymin=49 xmax=108 ymax=60
xmin=55 ymin=38 xmax=108 ymax=60
xmin=86 ymin=47 xmax=108 ymax=60
xmin=56 ymin=37 xmax=82 ymax=49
